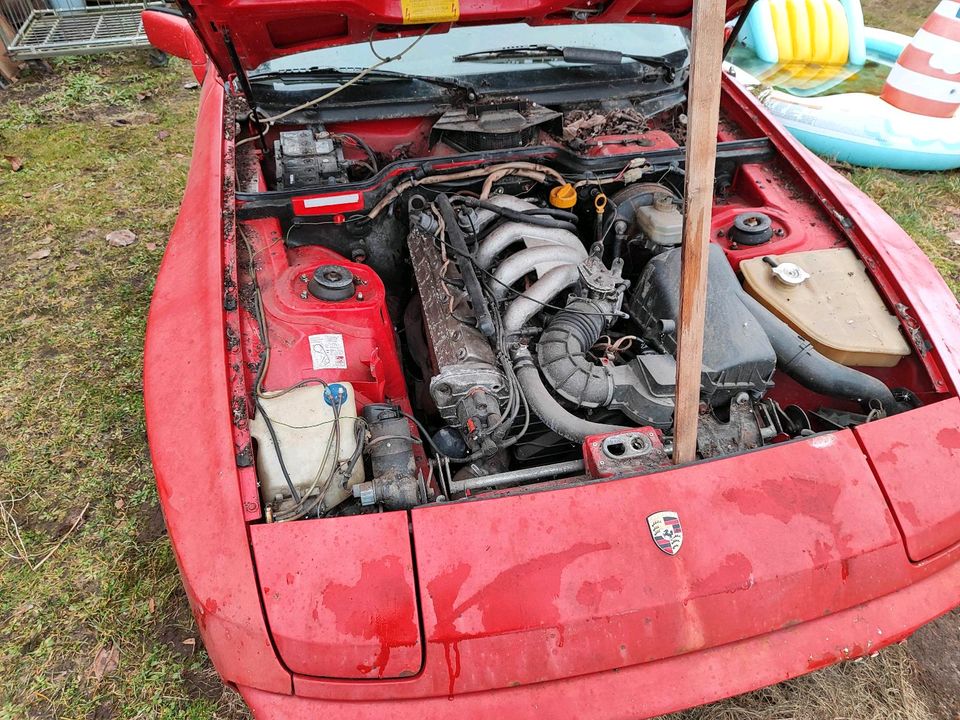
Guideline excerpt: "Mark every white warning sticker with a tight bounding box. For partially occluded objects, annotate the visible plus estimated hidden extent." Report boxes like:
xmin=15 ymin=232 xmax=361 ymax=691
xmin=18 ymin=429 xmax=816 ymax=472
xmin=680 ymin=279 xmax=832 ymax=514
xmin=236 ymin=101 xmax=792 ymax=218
xmin=308 ymin=334 xmax=347 ymax=370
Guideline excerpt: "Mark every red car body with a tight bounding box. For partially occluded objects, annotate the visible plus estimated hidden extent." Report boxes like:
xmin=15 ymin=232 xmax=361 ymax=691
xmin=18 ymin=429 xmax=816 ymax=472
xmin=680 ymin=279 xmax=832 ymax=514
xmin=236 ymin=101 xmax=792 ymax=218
xmin=143 ymin=2 xmax=960 ymax=717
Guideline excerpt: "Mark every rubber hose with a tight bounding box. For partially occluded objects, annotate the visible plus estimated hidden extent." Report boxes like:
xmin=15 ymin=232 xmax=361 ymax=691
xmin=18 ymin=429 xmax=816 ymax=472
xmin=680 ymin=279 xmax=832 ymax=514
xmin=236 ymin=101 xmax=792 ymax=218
xmin=537 ymin=299 xmax=616 ymax=407
xmin=739 ymin=293 xmax=899 ymax=414
xmin=514 ymin=348 xmax=628 ymax=442
xmin=463 ymin=198 xmax=578 ymax=232
xmin=521 ymin=207 xmax=580 ymax=222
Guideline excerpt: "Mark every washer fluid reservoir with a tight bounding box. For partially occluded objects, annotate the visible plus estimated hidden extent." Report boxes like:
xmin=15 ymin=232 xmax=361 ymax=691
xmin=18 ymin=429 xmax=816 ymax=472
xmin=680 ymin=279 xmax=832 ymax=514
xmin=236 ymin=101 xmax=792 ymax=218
xmin=249 ymin=382 xmax=364 ymax=513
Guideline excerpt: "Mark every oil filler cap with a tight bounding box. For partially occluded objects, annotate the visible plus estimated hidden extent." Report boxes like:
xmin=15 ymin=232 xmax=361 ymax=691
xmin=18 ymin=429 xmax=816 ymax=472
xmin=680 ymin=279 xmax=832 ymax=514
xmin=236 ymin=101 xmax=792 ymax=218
xmin=549 ymin=183 xmax=578 ymax=209
xmin=308 ymin=264 xmax=355 ymax=301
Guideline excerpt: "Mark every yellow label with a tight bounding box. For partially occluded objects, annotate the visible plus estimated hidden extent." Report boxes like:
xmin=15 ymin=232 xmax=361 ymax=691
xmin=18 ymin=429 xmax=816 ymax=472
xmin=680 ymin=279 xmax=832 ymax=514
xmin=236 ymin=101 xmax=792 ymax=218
xmin=401 ymin=0 xmax=459 ymax=24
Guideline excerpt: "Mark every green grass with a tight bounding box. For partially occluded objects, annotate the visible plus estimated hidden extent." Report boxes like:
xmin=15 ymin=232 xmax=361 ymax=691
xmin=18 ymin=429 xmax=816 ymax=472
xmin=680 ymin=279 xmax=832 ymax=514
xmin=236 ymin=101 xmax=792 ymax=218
xmin=842 ymin=167 xmax=960 ymax=295
xmin=0 ymin=55 xmax=243 ymax=719
xmin=860 ymin=0 xmax=932 ymax=35
xmin=1 ymin=17 xmax=958 ymax=719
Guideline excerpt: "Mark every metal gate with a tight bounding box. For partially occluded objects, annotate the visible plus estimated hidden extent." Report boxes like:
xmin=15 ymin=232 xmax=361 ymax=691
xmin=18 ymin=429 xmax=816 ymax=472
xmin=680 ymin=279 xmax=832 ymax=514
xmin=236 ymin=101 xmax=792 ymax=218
xmin=0 ymin=0 xmax=163 ymax=60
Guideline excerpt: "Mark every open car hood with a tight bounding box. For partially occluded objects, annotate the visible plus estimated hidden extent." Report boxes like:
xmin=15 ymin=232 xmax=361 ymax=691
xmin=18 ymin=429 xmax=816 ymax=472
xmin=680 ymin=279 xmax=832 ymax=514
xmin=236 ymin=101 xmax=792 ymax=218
xmin=178 ymin=0 xmax=747 ymax=76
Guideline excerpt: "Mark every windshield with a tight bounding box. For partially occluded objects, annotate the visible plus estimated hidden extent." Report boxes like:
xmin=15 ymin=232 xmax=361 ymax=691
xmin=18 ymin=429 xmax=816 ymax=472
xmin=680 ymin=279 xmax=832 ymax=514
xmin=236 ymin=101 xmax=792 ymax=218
xmin=252 ymin=23 xmax=689 ymax=78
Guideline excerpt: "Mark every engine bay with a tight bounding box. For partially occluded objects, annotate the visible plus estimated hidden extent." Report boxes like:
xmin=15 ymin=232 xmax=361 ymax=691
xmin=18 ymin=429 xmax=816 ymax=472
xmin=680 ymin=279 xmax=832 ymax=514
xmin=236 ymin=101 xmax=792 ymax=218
xmin=229 ymin=94 xmax=930 ymax=523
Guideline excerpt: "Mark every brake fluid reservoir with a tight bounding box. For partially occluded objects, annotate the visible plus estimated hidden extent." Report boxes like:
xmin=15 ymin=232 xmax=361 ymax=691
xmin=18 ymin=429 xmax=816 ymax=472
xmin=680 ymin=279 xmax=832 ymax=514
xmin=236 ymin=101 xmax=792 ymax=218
xmin=249 ymin=382 xmax=364 ymax=512
xmin=633 ymin=191 xmax=684 ymax=248
xmin=740 ymin=248 xmax=911 ymax=367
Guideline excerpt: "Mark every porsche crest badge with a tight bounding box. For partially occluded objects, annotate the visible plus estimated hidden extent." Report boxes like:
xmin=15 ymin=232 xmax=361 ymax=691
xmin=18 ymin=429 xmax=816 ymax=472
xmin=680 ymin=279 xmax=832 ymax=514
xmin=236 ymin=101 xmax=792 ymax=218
xmin=647 ymin=511 xmax=683 ymax=556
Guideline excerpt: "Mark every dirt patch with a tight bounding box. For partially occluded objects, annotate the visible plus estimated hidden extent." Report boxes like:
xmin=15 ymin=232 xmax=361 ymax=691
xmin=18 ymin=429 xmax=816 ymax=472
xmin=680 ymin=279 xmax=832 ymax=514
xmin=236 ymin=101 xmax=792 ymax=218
xmin=135 ymin=502 xmax=166 ymax=543
xmin=183 ymin=667 xmax=224 ymax=702
xmin=20 ymin=632 xmax=43 ymax=655
xmin=905 ymin=608 xmax=960 ymax=720
xmin=88 ymin=700 xmax=115 ymax=720
xmin=157 ymin=624 xmax=197 ymax=658
xmin=32 ymin=504 xmax=90 ymax=539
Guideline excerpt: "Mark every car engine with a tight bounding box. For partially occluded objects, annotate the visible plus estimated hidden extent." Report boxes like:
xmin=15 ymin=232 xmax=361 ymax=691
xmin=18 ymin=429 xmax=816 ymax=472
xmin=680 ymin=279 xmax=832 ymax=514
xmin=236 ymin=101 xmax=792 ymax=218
xmin=234 ymin=101 xmax=918 ymax=521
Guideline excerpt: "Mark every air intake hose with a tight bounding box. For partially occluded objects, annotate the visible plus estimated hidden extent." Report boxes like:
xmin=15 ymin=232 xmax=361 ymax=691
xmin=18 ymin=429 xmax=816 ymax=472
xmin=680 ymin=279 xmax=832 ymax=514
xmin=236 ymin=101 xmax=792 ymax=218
xmin=536 ymin=299 xmax=617 ymax=408
xmin=513 ymin=347 xmax=628 ymax=442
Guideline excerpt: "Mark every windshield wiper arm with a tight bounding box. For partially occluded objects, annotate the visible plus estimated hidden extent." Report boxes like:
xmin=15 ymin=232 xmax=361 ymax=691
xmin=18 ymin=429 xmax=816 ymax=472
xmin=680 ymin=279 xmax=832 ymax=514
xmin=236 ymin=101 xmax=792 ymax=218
xmin=454 ymin=45 xmax=687 ymax=77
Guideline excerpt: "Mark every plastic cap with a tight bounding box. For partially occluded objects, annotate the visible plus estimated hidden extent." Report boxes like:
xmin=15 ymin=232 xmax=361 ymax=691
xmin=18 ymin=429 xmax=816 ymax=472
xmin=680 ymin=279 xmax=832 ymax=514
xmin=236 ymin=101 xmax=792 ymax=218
xmin=549 ymin=183 xmax=577 ymax=209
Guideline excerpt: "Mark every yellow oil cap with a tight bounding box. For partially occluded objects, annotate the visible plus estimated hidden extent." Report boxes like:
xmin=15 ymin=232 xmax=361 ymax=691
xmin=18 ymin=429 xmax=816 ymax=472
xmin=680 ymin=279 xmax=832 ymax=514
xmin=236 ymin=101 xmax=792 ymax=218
xmin=549 ymin=183 xmax=577 ymax=209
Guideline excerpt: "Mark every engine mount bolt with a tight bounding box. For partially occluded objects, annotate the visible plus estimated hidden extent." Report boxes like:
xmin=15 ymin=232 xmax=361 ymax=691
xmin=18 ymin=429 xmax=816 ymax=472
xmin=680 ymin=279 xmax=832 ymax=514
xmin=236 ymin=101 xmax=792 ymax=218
xmin=356 ymin=292 xmax=364 ymax=301
xmin=299 ymin=274 xmax=308 ymax=282
xmin=299 ymin=290 xmax=308 ymax=300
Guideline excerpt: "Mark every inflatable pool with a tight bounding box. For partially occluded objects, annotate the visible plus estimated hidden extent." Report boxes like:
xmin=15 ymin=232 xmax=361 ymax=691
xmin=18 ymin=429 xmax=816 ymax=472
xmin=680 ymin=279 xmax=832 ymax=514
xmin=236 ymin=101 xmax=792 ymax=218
xmin=730 ymin=0 xmax=960 ymax=171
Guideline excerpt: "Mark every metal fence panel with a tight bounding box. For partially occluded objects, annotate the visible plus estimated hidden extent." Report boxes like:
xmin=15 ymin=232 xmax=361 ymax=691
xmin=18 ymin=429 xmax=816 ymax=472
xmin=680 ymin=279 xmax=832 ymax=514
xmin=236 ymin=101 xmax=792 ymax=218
xmin=2 ymin=1 xmax=163 ymax=59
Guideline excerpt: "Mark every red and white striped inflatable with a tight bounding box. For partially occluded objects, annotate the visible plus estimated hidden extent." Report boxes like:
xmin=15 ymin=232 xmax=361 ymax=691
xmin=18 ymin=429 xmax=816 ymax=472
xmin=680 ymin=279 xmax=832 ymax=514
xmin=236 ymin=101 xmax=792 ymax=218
xmin=880 ymin=0 xmax=960 ymax=118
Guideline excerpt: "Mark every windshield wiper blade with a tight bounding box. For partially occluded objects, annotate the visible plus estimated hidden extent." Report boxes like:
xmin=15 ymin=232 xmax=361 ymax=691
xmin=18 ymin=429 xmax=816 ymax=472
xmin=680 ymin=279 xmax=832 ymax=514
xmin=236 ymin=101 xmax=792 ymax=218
xmin=250 ymin=66 xmax=479 ymax=97
xmin=454 ymin=45 xmax=687 ymax=77
xmin=453 ymin=44 xmax=566 ymax=63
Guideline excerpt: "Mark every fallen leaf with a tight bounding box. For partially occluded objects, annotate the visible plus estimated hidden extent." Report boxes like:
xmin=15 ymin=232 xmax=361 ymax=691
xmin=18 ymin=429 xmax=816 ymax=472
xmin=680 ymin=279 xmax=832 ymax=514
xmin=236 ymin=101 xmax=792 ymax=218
xmin=26 ymin=248 xmax=51 ymax=260
xmin=136 ymin=90 xmax=153 ymax=101
xmin=183 ymin=81 xmax=199 ymax=90
xmin=39 ymin=236 xmax=53 ymax=245
xmin=948 ymin=230 xmax=960 ymax=247
xmin=156 ymin=130 xmax=171 ymax=141
xmin=114 ymin=499 xmax=125 ymax=510
xmin=10 ymin=602 xmax=36 ymax=621
xmin=147 ymin=597 xmax=156 ymax=613
xmin=182 ymin=637 xmax=196 ymax=651
xmin=4 ymin=155 xmax=23 ymax=172
xmin=88 ymin=643 xmax=120 ymax=682
xmin=106 ymin=229 xmax=136 ymax=247
xmin=145 ymin=242 xmax=157 ymax=251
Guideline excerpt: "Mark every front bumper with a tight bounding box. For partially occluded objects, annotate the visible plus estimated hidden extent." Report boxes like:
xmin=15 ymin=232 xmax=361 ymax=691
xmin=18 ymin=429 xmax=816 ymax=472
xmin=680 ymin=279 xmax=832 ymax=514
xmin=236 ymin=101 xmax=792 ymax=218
xmin=239 ymin=553 xmax=959 ymax=719
xmin=230 ymin=424 xmax=960 ymax=719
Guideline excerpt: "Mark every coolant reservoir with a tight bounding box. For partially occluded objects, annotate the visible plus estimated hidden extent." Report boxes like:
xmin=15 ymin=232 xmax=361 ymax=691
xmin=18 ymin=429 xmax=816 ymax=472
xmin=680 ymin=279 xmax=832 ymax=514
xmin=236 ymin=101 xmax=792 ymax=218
xmin=740 ymin=248 xmax=911 ymax=367
xmin=249 ymin=382 xmax=364 ymax=511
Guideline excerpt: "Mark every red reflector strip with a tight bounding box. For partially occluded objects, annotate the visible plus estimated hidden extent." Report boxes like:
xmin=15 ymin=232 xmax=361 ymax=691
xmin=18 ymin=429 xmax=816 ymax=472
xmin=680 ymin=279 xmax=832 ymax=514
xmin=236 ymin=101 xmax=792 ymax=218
xmin=292 ymin=192 xmax=364 ymax=216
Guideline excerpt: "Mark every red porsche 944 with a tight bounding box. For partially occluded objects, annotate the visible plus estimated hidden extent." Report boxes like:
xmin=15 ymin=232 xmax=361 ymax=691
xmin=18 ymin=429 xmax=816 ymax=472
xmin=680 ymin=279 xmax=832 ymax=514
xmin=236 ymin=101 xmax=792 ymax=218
xmin=142 ymin=2 xmax=960 ymax=717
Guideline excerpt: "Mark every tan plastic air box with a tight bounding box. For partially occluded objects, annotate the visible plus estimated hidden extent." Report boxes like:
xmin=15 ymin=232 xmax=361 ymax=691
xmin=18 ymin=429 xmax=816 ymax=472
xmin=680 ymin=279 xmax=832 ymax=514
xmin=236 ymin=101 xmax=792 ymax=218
xmin=740 ymin=248 xmax=910 ymax=368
